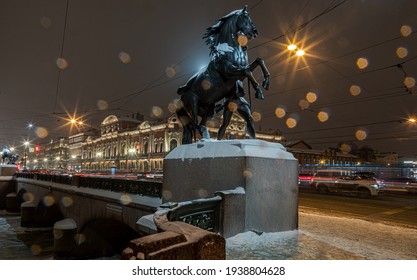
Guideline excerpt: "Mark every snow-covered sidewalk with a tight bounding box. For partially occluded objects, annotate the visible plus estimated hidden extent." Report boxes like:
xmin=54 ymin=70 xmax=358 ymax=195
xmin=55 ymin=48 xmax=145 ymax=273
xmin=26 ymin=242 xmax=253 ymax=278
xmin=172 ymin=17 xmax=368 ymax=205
xmin=226 ymin=212 xmax=417 ymax=260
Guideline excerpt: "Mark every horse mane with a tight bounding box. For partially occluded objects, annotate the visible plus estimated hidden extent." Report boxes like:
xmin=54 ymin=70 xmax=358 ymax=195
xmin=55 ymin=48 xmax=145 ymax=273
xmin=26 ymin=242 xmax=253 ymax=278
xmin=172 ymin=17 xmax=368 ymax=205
xmin=203 ymin=9 xmax=243 ymax=56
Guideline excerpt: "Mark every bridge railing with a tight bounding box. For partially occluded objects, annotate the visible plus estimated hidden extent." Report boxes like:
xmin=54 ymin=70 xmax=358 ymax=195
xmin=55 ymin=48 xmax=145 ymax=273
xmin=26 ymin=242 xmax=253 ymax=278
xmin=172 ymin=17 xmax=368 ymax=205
xmin=15 ymin=173 xmax=162 ymax=198
xmin=160 ymin=197 xmax=222 ymax=233
xmin=77 ymin=176 xmax=162 ymax=198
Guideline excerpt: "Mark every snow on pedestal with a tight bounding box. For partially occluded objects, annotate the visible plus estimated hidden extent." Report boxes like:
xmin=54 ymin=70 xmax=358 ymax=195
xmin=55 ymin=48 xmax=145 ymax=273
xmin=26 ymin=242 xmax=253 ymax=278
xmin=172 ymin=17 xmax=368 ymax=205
xmin=163 ymin=139 xmax=299 ymax=233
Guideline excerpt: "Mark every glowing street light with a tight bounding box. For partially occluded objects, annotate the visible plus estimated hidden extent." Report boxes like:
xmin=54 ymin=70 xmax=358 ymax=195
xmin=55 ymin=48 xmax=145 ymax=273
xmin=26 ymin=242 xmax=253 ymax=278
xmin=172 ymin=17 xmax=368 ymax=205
xmin=287 ymin=43 xmax=305 ymax=56
xmin=287 ymin=44 xmax=297 ymax=51
xmin=296 ymin=49 xmax=305 ymax=56
xmin=408 ymin=117 xmax=417 ymax=123
xmin=23 ymin=141 xmax=30 ymax=169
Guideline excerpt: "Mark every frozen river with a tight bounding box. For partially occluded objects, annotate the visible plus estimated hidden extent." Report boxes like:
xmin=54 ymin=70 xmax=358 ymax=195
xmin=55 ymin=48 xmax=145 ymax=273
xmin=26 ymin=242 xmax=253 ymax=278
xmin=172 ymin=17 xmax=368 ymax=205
xmin=0 ymin=212 xmax=54 ymax=260
xmin=2 ymin=210 xmax=417 ymax=260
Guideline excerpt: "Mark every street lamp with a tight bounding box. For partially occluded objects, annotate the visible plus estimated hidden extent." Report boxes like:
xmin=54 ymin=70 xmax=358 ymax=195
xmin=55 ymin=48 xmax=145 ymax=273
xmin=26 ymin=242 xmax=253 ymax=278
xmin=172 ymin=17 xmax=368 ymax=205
xmin=23 ymin=141 xmax=29 ymax=170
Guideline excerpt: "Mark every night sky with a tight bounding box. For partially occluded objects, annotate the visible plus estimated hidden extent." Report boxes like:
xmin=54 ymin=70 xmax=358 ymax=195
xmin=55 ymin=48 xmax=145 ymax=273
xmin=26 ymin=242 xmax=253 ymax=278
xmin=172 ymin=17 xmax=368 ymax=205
xmin=1 ymin=0 xmax=417 ymax=158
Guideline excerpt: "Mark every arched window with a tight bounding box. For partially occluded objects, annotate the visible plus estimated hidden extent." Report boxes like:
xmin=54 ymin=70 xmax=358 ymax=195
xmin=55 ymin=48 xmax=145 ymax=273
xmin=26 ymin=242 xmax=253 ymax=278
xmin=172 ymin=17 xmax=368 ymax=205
xmin=160 ymin=142 xmax=164 ymax=153
xmin=114 ymin=146 xmax=117 ymax=157
xmin=144 ymin=141 xmax=148 ymax=154
xmin=154 ymin=142 xmax=159 ymax=153
xmin=169 ymin=139 xmax=178 ymax=151
xmin=121 ymin=143 xmax=125 ymax=156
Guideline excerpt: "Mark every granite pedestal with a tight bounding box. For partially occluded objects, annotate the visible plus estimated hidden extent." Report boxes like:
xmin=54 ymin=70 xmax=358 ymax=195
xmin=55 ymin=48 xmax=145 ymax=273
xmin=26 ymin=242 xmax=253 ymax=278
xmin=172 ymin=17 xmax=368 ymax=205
xmin=163 ymin=139 xmax=299 ymax=233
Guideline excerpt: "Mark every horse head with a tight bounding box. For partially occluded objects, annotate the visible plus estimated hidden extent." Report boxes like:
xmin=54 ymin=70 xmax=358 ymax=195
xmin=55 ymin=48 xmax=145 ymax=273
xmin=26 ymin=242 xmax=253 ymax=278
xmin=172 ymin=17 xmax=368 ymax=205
xmin=235 ymin=6 xmax=258 ymax=40
xmin=204 ymin=6 xmax=258 ymax=55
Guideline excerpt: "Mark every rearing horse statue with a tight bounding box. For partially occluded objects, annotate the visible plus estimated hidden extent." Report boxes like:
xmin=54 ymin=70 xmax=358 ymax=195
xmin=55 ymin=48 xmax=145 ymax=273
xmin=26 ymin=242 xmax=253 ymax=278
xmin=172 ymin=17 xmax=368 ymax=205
xmin=176 ymin=6 xmax=270 ymax=144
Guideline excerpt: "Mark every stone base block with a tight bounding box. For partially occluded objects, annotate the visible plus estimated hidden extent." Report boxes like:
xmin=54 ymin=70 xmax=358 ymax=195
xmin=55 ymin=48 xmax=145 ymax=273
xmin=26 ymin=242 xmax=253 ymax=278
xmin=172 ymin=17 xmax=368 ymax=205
xmin=21 ymin=201 xmax=36 ymax=227
xmin=53 ymin=218 xmax=78 ymax=259
xmin=163 ymin=139 xmax=299 ymax=233
xmin=5 ymin=192 xmax=20 ymax=213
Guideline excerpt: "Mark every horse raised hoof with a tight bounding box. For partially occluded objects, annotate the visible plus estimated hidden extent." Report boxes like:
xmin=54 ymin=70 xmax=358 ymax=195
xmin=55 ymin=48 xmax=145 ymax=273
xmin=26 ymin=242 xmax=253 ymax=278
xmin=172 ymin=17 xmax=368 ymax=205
xmin=262 ymin=78 xmax=270 ymax=90
xmin=255 ymin=89 xmax=265 ymax=100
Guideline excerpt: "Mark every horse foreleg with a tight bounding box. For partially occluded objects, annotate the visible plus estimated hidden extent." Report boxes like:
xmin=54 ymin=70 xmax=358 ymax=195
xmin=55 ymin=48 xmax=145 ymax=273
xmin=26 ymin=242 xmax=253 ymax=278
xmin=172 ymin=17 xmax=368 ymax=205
xmin=248 ymin=58 xmax=270 ymax=90
xmin=243 ymin=69 xmax=265 ymax=100
xmin=225 ymin=63 xmax=265 ymax=100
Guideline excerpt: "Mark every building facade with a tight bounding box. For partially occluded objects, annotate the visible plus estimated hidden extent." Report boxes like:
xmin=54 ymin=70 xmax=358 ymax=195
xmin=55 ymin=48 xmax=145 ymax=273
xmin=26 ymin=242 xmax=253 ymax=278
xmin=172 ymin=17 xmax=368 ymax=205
xmin=25 ymin=113 xmax=360 ymax=173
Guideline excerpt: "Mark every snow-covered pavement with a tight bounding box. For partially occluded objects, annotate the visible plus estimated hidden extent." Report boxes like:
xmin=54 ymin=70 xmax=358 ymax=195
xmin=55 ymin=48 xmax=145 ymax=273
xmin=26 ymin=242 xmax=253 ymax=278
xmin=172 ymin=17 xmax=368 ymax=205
xmin=226 ymin=211 xmax=417 ymax=260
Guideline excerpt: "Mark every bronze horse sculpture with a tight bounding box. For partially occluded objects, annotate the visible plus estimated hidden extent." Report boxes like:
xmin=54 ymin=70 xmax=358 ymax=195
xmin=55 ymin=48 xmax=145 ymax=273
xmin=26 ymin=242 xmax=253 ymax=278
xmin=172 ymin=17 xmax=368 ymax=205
xmin=1 ymin=146 xmax=19 ymax=164
xmin=176 ymin=6 xmax=270 ymax=144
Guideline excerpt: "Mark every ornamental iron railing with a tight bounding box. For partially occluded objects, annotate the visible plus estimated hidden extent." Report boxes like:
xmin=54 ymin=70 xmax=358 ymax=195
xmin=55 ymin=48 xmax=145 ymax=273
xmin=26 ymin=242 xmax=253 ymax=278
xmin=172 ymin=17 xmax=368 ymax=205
xmin=161 ymin=197 xmax=222 ymax=233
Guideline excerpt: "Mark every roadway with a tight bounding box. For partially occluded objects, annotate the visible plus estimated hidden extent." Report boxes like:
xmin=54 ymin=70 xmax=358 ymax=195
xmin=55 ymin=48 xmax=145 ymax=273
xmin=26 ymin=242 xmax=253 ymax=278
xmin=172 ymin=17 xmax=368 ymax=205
xmin=298 ymin=190 xmax=417 ymax=229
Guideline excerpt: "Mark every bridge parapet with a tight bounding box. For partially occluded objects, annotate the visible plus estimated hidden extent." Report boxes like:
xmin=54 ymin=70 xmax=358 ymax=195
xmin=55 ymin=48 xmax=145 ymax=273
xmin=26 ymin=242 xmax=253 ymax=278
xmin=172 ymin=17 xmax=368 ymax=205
xmin=15 ymin=173 xmax=162 ymax=198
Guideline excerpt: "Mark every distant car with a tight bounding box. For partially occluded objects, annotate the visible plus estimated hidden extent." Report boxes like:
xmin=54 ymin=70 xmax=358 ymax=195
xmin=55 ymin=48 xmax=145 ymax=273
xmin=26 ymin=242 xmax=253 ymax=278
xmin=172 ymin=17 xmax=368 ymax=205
xmin=137 ymin=172 xmax=163 ymax=181
xmin=380 ymin=177 xmax=417 ymax=194
xmin=310 ymin=169 xmax=383 ymax=198
xmin=353 ymin=171 xmax=376 ymax=179
xmin=298 ymin=173 xmax=313 ymax=185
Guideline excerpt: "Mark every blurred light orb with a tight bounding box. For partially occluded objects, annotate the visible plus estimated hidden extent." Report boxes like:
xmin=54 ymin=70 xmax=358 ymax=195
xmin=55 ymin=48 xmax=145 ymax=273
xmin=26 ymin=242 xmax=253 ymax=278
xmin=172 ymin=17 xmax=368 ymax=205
xmin=118 ymin=51 xmax=131 ymax=64
xmin=165 ymin=67 xmax=176 ymax=78
xmin=275 ymin=107 xmax=286 ymax=118
xmin=201 ymin=79 xmax=212 ymax=90
xmin=56 ymin=58 xmax=68 ymax=70
xmin=61 ymin=196 xmax=73 ymax=208
xmin=340 ymin=143 xmax=351 ymax=154
xmin=317 ymin=111 xmax=329 ymax=122
xmin=40 ymin=17 xmax=52 ymax=29
xmin=404 ymin=76 xmax=416 ymax=88
xmin=252 ymin=112 xmax=262 ymax=122
xmin=75 ymin=233 xmax=86 ymax=245
xmin=54 ymin=229 xmax=64 ymax=240
xmin=238 ymin=35 xmax=248 ymax=47
xmin=400 ymin=25 xmax=412 ymax=37
xmin=151 ymin=106 xmax=164 ymax=118
xmin=243 ymin=169 xmax=253 ymax=178
xmin=227 ymin=102 xmax=238 ymax=112
xmin=355 ymin=129 xmax=367 ymax=141
xmin=198 ymin=188 xmax=208 ymax=198
xmin=97 ymin=99 xmax=109 ymax=110
xmin=306 ymin=92 xmax=317 ymax=103
xmin=174 ymin=98 xmax=184 ymax=109
xmin=43 ymin=195 xmax=55 ymax=207
xmin=356 ymin=57 xmax=369 ymax=69
xmin=349 ymin=85 xmax=361 ymax=96
xmin=286 ymin=117 xmax=297 ymax=128
xmin=120 ymin=194 xmax=132 ymax=205
xmin=396 ymin=47 xmax=408 ymax=59
xmin=299 ymin=99 xmax=309 ymax=110
xmin=168 ymin=102 xmax=177 ymax=113
xmin=287 ymin=44 xmax=297 ymax=51
xmin=163 ymin=190 xmax=172 ymax=201
xmin=23 ymin=192 xmax=35 ymax=202
xmin=31 ymin=244 xmax=42 ymax=255
xmin=35 ymin=127 xmax=48 ymax=138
